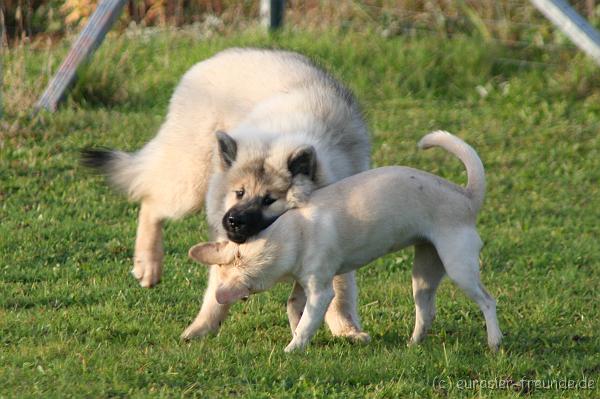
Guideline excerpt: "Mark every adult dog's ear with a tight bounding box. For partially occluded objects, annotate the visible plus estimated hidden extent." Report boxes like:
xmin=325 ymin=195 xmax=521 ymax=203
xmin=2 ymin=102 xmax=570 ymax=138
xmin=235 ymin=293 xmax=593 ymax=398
xmin=188 ymin=242 xmax=235 ymax=265
xmin=216 ymin=131 xmax=237 ymax=169
xmin=288 ymin=145 xmax=316 ymax=180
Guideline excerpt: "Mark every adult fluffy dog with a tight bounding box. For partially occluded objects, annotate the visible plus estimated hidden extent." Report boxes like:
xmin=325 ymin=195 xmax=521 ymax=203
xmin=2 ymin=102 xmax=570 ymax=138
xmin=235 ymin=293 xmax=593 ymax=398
xmin=82 ymin=48 xmax=371 ymax=341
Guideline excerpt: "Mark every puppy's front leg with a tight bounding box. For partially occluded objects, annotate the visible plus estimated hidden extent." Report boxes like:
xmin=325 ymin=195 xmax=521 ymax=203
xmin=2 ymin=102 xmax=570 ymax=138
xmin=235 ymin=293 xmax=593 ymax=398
xmin=284 ymin=277 xmax=334 ymax=353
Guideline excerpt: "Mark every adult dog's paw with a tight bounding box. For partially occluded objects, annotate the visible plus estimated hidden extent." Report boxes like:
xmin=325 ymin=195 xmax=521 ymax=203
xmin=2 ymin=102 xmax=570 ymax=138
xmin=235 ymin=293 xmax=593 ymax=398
xmin=345 ymin=331 xmax=371 ymax=344
xmin=131 ymin=255 xmax=162 ymax=288
xmin=180 ymin=323 xmax=217 ymax=341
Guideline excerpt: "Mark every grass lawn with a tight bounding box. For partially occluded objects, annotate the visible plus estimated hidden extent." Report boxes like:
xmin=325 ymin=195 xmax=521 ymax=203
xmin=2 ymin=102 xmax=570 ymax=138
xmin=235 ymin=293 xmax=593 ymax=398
xmin=1 ymin=27 xmax=599 ymax=398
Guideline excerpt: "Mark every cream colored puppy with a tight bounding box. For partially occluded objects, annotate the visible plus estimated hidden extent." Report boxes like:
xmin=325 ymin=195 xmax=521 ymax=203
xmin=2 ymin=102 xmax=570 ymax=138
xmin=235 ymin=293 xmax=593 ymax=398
xmin=188 ymin=131 xmax=502 ymax=353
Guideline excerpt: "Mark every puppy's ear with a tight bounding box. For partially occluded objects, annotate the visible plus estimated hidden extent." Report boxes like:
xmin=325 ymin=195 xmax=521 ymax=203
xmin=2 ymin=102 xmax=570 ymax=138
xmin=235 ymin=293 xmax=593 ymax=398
xmin=188 ymin=242 xmax=235 ymax=265
xmin=216 ymin=131 xmax=237 ymax=169
xmin=216 ymin=283 xmax=250 ymax=305
xmin=288 ymin=145 xmax=316 ymax=180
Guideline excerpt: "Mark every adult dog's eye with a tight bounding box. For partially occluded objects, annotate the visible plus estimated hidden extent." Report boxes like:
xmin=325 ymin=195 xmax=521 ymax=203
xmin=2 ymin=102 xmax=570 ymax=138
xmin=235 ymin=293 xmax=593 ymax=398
xmin=262 ymin=195 xmax=276 ymax=206
xmin=235 ymin=189 xmax=245 ymax=199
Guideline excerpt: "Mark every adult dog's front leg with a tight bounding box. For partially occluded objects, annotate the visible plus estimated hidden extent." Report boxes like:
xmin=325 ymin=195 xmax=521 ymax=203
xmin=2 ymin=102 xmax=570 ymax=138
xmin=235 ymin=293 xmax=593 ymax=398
xmin=287 ymin=281 xmax=307 ymax=334
xmin=132 ymin=202 xmax=164 ymax=288
xmin=325 ymin=272 xmax=370 ymax=343
xmin=181 ymin=265 xmax=231 ymax=340
xmin=284 ymin=278 xmax=335 ymax=353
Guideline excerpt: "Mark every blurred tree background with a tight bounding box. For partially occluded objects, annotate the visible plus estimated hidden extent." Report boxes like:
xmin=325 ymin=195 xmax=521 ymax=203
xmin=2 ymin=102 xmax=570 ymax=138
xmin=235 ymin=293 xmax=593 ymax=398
xmin=1 ymin=0 xmax=598 ymax=45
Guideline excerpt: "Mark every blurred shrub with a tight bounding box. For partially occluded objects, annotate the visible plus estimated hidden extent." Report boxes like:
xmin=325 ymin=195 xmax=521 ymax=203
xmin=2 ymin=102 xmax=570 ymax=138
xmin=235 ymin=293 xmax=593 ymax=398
xmin=1 ymin=0 xmax=257 ymax=42
xmin=0 ymin=0 xmax=598 ymax=44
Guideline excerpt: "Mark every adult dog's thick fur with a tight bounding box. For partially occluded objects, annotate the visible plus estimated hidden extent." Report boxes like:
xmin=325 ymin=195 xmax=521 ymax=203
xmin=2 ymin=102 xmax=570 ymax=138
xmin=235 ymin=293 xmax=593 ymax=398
xmin=83 ymin=48 xmax=371 ymax=341
xmin=189 ymin=131 xmax=502 ymax=352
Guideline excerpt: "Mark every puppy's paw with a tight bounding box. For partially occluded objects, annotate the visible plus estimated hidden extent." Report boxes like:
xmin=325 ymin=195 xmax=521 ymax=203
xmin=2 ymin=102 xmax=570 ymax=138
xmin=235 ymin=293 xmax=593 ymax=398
xmin=488 ymin=339 xmax=502 ymax=353
xmin=284 ymin=339 xmax=307 ymax=353
xmin=487 ymin=331 xmax=503 ymax=353
xmin=408 ymin=333 xmax=425 ymax=347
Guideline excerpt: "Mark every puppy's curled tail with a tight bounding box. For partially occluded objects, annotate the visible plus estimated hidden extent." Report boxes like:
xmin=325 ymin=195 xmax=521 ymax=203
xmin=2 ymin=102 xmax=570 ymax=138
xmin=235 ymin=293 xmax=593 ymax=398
xmin=418 ymin=130 xmax=485 ymax=213
xmin=81 ymin=148 xmax=146 ymax=201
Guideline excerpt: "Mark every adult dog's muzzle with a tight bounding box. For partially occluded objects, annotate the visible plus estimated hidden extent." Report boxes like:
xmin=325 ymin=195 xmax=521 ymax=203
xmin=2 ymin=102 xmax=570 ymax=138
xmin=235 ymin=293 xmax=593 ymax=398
xmin=222 ymin=206 xmax=277 ymax=243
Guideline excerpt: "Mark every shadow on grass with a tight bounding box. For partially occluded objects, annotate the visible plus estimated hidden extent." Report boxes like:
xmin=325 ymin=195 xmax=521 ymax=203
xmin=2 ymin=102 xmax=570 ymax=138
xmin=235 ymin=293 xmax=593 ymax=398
xmin=1 ymin=291 xmax=107 ymax=311
xmin=503 ymin=329 xmax=599 ymax=357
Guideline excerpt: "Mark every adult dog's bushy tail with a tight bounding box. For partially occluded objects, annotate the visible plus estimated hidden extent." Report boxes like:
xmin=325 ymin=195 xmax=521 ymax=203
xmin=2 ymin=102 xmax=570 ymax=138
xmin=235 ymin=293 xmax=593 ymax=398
xmin=81 ymin=148 xmax=146 ymax=201
xmin=418 ymin=130 xmax=485 ymax=213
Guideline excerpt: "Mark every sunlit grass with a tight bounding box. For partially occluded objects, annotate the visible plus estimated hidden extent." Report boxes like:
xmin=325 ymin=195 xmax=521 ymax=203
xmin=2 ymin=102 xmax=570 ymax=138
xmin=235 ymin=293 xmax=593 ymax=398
xmin=1 ymin=27 xmax=599 ymax=397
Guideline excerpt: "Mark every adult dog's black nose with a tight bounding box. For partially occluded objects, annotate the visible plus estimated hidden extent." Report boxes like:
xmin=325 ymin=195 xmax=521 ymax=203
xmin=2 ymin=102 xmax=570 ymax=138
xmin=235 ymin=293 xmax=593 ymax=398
xmin=222 ymin=208 xmax=266 ymax=243
xmin=227 ymin=214 xmax=246 ymax=230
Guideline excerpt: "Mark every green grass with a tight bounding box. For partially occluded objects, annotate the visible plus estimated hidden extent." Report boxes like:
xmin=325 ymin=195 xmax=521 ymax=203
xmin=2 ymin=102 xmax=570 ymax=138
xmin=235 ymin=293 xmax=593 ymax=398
xmin=1 ymin=27 xmax=599 ymax=398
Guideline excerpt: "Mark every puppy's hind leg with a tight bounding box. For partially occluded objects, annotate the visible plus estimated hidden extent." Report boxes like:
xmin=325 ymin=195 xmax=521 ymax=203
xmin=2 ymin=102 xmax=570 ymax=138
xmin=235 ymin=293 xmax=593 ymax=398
xmin=325 ymin=272 xmax=371 ymax=343
xmin=409 ymin=243 xmax=446 ymax=346
xmin=435 ymin=230 xmax=502 ymax=351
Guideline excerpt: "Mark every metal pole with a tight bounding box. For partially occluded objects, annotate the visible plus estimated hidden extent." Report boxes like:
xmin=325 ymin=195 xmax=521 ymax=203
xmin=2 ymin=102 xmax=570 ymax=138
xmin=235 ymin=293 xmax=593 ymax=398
xmin=530 ymin=0 xmax=600 ymax=66
xmin=35 ymin=0 xmax=128 ymax=112
xmin=0 ymin=8 xmax=5 ymax=119
xmin=260 ymin=0 xmax=285 ymax=30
